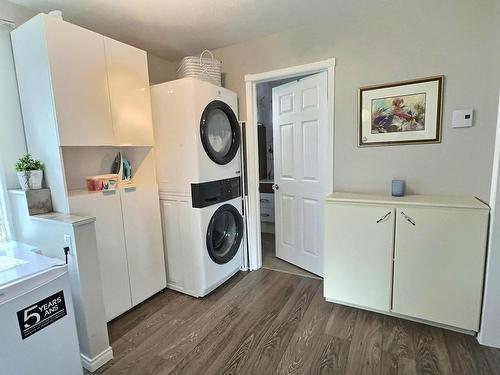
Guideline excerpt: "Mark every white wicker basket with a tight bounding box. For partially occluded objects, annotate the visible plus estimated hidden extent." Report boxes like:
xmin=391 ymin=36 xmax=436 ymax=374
xmin=176 ymin=50 xmax=222 ymax=86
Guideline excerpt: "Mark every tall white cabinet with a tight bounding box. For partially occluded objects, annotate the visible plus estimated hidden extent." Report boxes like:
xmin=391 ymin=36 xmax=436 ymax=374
xmin=11 ymin=14 xmax=166 ymax=321
xmin=324 ymin=192 xmax=489 ymax=332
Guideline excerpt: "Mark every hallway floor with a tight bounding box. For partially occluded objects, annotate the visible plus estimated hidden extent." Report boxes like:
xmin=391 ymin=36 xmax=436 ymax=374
xmin=261 ymin=232 xmax=321 ymax=279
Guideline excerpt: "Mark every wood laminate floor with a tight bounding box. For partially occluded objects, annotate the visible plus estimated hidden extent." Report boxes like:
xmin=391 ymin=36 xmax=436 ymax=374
xmin=261 ymin=232 xmax=321 ymax=280
xmin=90 ymin=269 xmax=500 ymax=375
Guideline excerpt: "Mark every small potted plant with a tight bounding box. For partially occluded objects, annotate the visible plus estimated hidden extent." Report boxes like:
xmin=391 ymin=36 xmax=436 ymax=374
xmin=15 ymin=154 xmax=44 ymax=190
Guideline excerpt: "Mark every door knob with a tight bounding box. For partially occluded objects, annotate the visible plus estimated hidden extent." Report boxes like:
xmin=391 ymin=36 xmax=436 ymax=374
xmin=272 ymin=184 xmax=279 ymax=191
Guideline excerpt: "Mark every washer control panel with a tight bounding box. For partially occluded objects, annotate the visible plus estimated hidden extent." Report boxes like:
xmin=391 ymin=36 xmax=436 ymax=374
xmin=191 ymin=177 xmax=241 ymax=208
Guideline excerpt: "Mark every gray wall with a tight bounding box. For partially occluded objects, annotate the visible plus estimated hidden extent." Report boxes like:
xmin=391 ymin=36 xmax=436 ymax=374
xmin=212 ymin=0 xmax=500 ymax=201
xmin=0 ymin=2 xmax=35 ymax=188
xmin=147 ymin=52 xmax=177 ymax=85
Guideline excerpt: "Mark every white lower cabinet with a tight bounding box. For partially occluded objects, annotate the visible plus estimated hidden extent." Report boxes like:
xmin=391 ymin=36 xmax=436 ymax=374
xmin=69 ymin=184 xmax=166 ymax=321
xmin=260 ymin=193 xmax=275 ymax=223
xmin=393 ymin=207 xmax=488 ymax=331
xmin=159 ymin=196 xmax=195 ymax=295
xmin=120 ymin=185 xmax=166 ymax=305
xmin=69 ymin=190 xmax=131 ymax=320
xmin=324 ymin=204 xmax=394 ymax=311
xmin=324 ymin=192 xmax=489 ymax=332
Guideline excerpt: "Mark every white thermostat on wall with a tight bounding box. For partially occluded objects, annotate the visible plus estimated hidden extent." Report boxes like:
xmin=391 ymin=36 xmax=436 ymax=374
xmin=452 ymin=109 xmax=474 ymax=128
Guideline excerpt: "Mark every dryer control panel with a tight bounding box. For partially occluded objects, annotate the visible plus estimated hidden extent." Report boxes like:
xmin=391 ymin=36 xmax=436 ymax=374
xmin=191 ymin=177 xmax=241 ymax=208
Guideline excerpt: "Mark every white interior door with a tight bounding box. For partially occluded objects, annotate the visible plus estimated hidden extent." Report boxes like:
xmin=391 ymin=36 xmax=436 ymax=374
xmin=272 ymin=71 xmax=328 ymax=276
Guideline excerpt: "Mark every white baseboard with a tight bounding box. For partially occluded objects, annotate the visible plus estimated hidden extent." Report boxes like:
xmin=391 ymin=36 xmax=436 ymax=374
xmin=81 ymin=346 xmax=113 ymax=372
xmin=325 ymin=298 xmax=476 ymax=336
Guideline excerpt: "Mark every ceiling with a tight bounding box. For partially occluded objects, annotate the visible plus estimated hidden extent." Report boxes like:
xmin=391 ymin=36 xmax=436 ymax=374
xmin=9 ymin=0 xmax=337 ymax=61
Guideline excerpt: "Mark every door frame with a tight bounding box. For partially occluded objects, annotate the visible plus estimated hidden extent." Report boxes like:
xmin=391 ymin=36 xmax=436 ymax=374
xmin=243 ymin=58 xmax=336 ymax=271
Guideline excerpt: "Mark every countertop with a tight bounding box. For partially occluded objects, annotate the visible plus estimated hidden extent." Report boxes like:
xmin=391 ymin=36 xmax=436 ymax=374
xmin=31 ymin=212 xmax=96 ymax=227
xmin=326 ymin=192 xmax=489 ymax=210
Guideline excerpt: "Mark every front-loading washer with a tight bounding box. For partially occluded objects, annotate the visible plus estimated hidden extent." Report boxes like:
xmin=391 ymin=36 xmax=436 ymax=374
xmin=161 ymin=177 xmax=244 ymax=298
xmin=190 ymin=177 xmax=243 ymax=296
xmin=196 ymin=196 xmax=243 ymax=296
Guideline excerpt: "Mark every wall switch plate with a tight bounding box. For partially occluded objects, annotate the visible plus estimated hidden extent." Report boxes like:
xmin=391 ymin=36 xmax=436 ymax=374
xmin=452 ymin=109 xmax=474 ymax=128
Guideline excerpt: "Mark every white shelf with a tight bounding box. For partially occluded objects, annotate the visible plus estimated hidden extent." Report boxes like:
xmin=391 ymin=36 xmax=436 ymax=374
xmin=68 ymin=189 xmax=105 ymax=198
xmin=60 ymin=144 xmax=153 ymax=148
xmin=62 ymin=146 xmax=156 ymax=192
xmin=67 ymin=183 xmax=150 ymax=198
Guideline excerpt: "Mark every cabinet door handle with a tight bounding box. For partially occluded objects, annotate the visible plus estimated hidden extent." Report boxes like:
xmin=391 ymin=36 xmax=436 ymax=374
xmin=376 ymin=211 xmax=392 ymax=223
xmin=400 ymin=211 xmax=416 ymax=226
xmin=261 ymin=213 xmax=270 ymax=217
xmin=260 ymin=199 xmax=270 ymax=203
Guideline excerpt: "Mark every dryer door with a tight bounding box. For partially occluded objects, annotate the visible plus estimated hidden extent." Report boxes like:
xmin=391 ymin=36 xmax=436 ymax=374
xmin=206 ymin=204 xmax=243 ymax=264
xmin=200 ymin=100 xmax=240 ymax=165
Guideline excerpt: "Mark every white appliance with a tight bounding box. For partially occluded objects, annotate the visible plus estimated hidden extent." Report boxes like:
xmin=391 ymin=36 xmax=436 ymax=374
xmin=152 ymin=77 xmax=243 ymax=298
xmin=0 ymin=242 xmax=83 ymax=375
xmin=151 ymin=77 xmax=241 ymax=194
xmin=160 ymin=178 xmax=244 ymax=298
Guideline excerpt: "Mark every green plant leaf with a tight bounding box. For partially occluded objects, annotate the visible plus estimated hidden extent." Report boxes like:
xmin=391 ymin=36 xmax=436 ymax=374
xmin=14 ymin=153 xmax=44 ymax=172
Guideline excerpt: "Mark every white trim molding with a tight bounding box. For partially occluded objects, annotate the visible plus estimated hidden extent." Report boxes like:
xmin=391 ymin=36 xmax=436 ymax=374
xmin=244 ymin=58 xmax=336 ymax=271
xmin=81 ymin=346 xmax=113 ymax=372
xmin=244 ymin=58 xmax=336 ymax=83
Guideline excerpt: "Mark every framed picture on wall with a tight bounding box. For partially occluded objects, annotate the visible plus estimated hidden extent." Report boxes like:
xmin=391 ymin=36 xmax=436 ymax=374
xmin=358 ymin=76 xmax=444 ymax=147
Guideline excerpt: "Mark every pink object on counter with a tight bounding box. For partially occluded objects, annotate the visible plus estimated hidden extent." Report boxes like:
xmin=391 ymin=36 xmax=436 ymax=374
xmin=86 ymin=174 xmax=119 ymax=192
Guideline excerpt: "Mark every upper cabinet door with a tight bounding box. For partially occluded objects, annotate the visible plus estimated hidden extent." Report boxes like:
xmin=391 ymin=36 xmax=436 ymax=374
xmin=393 ymin=207 xmax=488 ymax=331
xmin=43 ymin=16 xmax=114 ymax=146
xmin=104 ymin=37 xmax=154 ymax=146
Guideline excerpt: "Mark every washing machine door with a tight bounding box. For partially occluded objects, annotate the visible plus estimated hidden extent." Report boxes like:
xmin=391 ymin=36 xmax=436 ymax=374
xmin=206 ymin=204 xmax=243 ymax=264
xmin=200 ymin=100 xmax=240 ymax=165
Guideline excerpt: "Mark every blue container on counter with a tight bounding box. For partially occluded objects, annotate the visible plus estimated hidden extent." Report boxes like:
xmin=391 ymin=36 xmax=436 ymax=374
xmin=392 ymin=180 xmax=405 ymax=197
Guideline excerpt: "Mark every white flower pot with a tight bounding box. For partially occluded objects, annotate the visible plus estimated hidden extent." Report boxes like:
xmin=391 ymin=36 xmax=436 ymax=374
xmin=17 ymin=170 xmax=43 ymax=190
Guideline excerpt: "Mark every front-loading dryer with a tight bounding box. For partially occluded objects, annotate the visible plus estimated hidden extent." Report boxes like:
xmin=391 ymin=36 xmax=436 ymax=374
xmin=151 ymin=78 xmax=241 ymax=196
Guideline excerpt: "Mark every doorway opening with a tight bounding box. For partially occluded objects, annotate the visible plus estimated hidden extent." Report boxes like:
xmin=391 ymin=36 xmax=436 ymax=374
xmin=243 ymin=59 xmax=335 ymax=277
xmin=256 ymin=77 xmax=320 ymax=279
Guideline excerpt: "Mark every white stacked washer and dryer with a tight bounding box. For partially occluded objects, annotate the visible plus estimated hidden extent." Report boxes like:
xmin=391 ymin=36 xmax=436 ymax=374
xmin=151 ymin=77 xmax=244 ymax=297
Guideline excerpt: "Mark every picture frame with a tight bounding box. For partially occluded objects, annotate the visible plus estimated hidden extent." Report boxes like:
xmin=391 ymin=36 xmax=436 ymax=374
xmin=358 ymin=76 xmax=444 ymax=147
